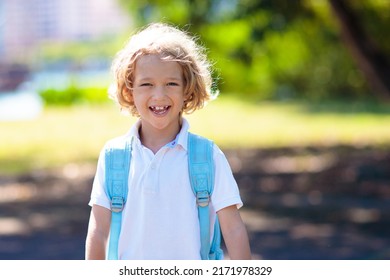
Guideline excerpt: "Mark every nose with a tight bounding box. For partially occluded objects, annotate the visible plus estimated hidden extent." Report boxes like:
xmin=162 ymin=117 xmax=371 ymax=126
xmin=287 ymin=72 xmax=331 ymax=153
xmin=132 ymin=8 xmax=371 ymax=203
xmin=151 ymin=85 xmax=167 ymax=99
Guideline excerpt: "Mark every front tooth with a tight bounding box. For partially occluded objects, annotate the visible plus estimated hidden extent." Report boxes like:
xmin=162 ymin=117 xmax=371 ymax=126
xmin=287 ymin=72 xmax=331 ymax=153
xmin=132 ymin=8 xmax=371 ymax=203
xmin=151 ymin=106 xmax=168 ymax=111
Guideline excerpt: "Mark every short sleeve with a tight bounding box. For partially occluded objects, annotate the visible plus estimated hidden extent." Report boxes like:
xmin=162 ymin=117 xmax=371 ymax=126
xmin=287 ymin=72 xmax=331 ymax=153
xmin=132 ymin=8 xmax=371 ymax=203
xmin=88 ymin=147 xmax=111 ymax=210
xmin=211 ymin=145 xmax=243 ymax=212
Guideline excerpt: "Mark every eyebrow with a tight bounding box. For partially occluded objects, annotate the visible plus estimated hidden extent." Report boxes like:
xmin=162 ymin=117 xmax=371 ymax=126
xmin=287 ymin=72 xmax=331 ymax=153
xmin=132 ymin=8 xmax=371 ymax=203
xmin=166 ymin=77 xmax=183 ymax=82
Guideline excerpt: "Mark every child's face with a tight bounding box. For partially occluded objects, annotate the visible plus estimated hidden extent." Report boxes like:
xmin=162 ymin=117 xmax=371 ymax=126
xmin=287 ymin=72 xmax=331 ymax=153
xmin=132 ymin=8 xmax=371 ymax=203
xmin=131 ymin=54 xmax=185 ymax=134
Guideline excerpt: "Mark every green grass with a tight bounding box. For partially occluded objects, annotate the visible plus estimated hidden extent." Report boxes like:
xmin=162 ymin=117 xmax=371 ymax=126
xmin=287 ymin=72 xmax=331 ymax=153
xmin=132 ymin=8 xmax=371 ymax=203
xmin=1 ymin=96 xmax=390 ymax=174
xmin=188 ymin=97 xmax=390 ymax=148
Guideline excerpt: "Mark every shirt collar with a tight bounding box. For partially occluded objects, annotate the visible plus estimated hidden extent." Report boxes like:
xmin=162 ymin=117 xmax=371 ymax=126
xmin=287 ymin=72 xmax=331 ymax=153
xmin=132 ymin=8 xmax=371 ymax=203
xmin=173 ymin=118 xmax=190 ymax=150
xmin=125 ymin=118 xmax=190 ymax=150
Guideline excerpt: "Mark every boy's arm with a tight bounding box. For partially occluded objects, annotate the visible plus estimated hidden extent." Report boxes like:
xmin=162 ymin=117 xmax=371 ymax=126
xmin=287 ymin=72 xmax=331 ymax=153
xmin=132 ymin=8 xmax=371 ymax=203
xmin=218 ymin=205 xmax=252 ymax=260
xmin=85 ymin=204 xmax=111 ymax=260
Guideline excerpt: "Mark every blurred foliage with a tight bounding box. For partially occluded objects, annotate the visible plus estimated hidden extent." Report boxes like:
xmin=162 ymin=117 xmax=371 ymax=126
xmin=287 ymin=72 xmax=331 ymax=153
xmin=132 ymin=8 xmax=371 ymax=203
xmin=117 ymin=0 xmax=390 ymax=102
xmin=35 ymin=0 xmax=390 ymax=103
xmin=346 ymin=0 xmax=390 ymax=53
xmin=39 ymin=85 xmax=108 ymax=105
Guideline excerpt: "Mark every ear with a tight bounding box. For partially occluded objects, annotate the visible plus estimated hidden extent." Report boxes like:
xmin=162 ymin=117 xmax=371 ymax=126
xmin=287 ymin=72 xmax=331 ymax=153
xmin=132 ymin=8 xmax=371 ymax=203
xmin=184 ymin=91 xmax=193 ymax=102
xmin=123 ymin=87 xmax=133 ymax=102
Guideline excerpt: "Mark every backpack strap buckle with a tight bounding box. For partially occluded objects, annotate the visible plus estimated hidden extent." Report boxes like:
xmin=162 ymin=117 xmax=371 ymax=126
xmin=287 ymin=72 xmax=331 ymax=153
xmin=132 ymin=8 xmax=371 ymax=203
xmin=111 ymin=196 xmax=124 ymax=213
xmin=196 ymin=191 xmax=210 ymax=207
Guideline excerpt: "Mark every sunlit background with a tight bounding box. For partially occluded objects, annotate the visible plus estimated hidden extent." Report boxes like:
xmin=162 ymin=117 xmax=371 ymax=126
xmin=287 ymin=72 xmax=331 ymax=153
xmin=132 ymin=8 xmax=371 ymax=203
xmin=0 ymin=0 xmax=389 ymax=260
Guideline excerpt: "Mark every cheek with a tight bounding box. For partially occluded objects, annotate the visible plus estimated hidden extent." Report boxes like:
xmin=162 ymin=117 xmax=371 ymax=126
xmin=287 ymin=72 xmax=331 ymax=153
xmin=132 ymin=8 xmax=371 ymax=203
xmin=131 ymin=93 xmax=148 ymax=111
xmin=173 ymin=90 xmax=186 ymax=104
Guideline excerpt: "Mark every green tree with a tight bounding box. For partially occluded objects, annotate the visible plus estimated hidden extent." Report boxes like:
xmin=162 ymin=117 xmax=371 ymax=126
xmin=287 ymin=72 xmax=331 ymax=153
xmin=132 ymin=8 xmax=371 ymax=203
xmin=328 ymin=0 xmax=390 ymax=101
xmin=118 ymin=0 xmax=390 ymax=102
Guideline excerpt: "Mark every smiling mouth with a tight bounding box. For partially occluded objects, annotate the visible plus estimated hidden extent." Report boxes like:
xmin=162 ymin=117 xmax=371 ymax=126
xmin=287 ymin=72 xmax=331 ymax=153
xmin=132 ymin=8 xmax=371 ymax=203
xmin=149 ymin=105 xmax=171 ymax=115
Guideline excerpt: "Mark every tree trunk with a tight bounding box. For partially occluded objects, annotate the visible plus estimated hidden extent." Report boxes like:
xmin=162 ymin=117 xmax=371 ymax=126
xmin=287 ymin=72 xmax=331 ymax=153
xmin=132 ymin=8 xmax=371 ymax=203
xmin=328 ymin=0 xmax=390 ymax=101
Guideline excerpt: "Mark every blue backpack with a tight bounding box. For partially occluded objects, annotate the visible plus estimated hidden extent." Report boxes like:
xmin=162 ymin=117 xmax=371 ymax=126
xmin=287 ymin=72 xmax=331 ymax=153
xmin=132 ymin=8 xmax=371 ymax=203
xmin=104 ymin=132 xmax=223 ymax=260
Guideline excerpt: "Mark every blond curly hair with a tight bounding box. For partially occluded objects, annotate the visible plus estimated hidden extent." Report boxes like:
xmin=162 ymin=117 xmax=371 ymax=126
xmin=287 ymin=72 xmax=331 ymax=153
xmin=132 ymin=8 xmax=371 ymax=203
xmin=108 ymin=22 xmax=217 ymax=116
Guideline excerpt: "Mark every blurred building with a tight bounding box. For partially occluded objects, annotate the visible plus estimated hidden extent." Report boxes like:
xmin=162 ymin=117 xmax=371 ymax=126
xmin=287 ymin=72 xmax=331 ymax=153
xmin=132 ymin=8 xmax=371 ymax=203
xmin=0 ymin=0 xmax=131 ymax=63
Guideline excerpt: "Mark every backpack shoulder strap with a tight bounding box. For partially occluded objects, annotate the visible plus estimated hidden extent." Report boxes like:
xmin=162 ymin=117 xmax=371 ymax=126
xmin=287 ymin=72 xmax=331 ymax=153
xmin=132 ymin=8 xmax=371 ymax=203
xmin=104 ymin=137 xmax=132 ymax=260
xmin=188 ymin=132 xmax=214 ymax=202
xmin=188 ymin=132 xmax=223 ymax=260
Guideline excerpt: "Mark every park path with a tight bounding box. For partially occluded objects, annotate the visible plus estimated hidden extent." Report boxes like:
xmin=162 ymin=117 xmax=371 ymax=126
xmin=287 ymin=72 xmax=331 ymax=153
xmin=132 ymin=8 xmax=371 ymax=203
xmin=0 ymin=146 xmax=389 ymax=259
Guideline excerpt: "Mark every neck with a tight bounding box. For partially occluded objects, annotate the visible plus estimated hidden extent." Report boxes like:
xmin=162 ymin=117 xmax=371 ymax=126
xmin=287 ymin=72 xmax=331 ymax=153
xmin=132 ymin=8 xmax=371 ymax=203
xmin=139 ymin=119 xmax=181 ymax=154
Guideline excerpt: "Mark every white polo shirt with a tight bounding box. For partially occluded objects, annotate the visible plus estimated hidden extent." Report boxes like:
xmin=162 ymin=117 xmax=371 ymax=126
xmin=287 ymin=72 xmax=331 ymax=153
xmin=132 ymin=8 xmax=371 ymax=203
xmin=89 ymin=118 xmax=243 ymax=259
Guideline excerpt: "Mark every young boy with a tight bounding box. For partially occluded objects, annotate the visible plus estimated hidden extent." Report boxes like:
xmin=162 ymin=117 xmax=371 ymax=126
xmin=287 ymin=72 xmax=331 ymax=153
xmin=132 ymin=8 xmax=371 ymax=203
xmin=85 ymin=23 xmax=251 ymax=260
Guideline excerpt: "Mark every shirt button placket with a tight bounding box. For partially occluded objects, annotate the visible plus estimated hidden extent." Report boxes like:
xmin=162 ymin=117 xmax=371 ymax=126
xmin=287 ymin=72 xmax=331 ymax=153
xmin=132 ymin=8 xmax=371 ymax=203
xmin=149 ymin=155 xmax=160 ymax=192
